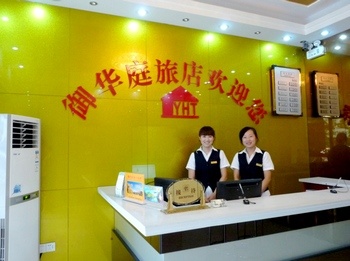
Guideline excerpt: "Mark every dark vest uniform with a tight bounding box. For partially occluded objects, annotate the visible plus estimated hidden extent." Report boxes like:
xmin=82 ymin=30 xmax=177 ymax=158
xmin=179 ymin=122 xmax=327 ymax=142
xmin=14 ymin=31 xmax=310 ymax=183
xmin=194 ymin=150 xmax=221 ymax=192
xmin=238 ymin=151 xmax=265 ymax=180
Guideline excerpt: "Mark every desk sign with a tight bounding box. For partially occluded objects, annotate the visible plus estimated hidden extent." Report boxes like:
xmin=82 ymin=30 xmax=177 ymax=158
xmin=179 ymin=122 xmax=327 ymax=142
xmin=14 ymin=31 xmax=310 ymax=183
xmin=162 ymin=179 xmax=208 ymax=214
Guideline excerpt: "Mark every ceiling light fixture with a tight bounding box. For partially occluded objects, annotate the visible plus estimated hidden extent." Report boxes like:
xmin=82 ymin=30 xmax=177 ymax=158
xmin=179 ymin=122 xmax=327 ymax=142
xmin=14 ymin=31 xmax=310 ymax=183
xmin=137 ymin=8 xmax=148 ymax=17
xmin=334 ymin=45 xmax=341 ymax=50
xmin=220 ymin=24 xmax=229 ymax=31
xmin=89 ymin=1 xmax=98 ymax=6
xmin=283 ymin=35 xmax=292 ymax=41
xmin=321 ymin=30 xmax=329 ymax=36
xmin=254 ymin=31 xmax=261 ymax=35
xmin=339 ymin=34 xmax=347 ymax=40
xmin=182 ymin=18 xmax=189 ymax=22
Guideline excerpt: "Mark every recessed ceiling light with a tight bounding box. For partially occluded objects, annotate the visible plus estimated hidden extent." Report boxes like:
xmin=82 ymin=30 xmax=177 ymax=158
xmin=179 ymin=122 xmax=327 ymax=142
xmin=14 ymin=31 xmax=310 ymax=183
xmin=220 ymin=24 xmax=229 ymax=31
xmin=321 ymin=30 xmax=329 ymax=36
xmin=334 ymin=45 xmax=341 ymax=50
xmin=183 ymin=18 xmax=189 ymax=22
xmin=89 ymin=1 xmax=98 ymax=6
xmin=283 ymin=35 xmax=292 ymax=41
xmin=339 ymin=34 xmax=347 ymax=40
xmin=137 ymin=8 xmax=148 ymax=17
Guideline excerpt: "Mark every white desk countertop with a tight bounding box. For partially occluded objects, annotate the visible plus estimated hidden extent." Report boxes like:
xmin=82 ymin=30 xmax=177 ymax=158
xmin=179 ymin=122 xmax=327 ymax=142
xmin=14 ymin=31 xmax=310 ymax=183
xmin=299 ymin=177 xmax=350 ymax=187
xmin=98 ymin=186 xmax=350 ymax=237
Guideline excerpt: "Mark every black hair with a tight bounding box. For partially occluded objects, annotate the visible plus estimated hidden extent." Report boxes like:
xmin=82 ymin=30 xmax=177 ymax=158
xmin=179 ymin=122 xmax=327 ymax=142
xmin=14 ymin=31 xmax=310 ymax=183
xmin=239 ymin=126 xmax=258 ymax=144
xmin=336 ymin=132 xmax=347 ymax=144
xmin=199 ymin=126 xmax=215 ymax=137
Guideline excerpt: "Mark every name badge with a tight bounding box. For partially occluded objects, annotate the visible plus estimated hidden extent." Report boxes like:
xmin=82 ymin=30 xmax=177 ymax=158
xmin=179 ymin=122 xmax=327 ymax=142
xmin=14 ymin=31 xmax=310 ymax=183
xmin=211 ymin=161 xmax=218 ymax=164
xmin=256 ymin=163 xmax=263 ymax=167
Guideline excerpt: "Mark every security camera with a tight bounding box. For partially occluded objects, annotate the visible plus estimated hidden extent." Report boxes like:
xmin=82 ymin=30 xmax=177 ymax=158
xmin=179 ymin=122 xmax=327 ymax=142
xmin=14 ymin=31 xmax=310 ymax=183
xmin=301 ymin=41 xmax=313 ymax=52
xmin=313 ymin=40 xmax=321 ymax=47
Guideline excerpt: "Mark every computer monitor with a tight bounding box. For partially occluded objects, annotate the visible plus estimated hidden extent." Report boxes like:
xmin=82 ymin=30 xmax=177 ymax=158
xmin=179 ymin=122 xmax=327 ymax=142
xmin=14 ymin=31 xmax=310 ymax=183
xmin=154 ymin=177 xmax=177 ymax=202
xmin=216 ymin=179 xmax=262 ymax=200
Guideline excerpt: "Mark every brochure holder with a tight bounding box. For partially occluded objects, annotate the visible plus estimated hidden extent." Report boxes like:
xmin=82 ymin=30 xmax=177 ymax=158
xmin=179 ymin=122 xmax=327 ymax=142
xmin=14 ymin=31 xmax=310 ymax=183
xmin=115 ymin=172 xmax=125 ymax=197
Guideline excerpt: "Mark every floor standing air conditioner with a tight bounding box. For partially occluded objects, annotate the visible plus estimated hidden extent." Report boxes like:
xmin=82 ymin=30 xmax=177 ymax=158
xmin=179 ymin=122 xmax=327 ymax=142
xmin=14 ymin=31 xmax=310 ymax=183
xmin=0 ymin=114 xmax=40 ymax=261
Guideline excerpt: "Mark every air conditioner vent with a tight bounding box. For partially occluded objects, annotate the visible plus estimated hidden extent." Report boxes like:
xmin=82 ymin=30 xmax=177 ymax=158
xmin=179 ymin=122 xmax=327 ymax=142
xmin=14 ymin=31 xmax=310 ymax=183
xmin=0 ymin=218 xmax=5 ymax=261
xmin=12 ymin=120 xmax=39 ymax=148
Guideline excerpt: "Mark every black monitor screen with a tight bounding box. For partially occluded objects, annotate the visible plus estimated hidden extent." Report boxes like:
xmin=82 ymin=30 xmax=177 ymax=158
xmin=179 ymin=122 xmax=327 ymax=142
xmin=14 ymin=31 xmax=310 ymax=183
xmin=216 ymin=179 xmax=262 ymax=200
xmin=154 ymin=177 xmax=177 ymax=202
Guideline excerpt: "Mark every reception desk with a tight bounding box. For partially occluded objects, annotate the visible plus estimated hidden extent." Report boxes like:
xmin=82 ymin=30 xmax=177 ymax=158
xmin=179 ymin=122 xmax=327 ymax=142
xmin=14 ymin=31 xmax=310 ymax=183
xmin=98 ymin=186 xmax=350 ymax=261
xmin=299 ymin=177 xmax=350 ymax=191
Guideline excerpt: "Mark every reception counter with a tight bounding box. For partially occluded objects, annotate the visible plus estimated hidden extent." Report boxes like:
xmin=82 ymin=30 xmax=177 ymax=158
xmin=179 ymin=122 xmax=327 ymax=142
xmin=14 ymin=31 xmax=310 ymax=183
xmin=98 ymin=186 xmax=350 ymax=261
xmin=299 ymin=177 xmax=350 ymax=191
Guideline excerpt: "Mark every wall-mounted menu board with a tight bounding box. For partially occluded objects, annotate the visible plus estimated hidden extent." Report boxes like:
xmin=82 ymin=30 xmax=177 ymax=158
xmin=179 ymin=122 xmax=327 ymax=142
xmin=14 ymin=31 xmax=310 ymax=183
xmin=311 ymin=71 xmax=339 ymax=117
xmin=270 ymin=65 xmax=302 ymax=116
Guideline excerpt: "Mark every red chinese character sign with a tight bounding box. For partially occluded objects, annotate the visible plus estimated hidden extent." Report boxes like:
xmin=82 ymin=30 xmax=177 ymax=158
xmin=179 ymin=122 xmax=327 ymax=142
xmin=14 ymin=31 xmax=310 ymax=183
xmin=62 ymin=86 xmax=97 ymax=120
xmin=246 ymin=99 xmax=268 ymax=124
xmin=62 ymin=58 xmax=269 ymax=124
xmin=161 ymin=86 xmax=199 ymax=118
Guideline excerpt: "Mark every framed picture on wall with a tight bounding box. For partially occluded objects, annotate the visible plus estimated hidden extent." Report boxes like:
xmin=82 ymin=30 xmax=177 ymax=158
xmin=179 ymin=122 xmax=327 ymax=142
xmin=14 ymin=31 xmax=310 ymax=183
xmin=311 ymin=71 xmax=340 ymax=118
xmin=270 ymin=65 xmax=302 ymax=116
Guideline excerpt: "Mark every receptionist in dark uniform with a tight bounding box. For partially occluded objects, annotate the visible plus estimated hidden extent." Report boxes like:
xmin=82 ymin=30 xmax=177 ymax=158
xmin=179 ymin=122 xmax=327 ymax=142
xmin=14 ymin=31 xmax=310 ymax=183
xmin=230 ymin=126 xmax=274 ymax=196
xmin=186 ymin=126 xmax=229 ymax=202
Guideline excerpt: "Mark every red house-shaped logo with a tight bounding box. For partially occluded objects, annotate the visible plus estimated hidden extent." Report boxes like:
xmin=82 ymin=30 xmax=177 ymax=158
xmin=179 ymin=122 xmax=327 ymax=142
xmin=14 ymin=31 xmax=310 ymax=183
xmin=161 ymin=86 xmax=199 ymax=118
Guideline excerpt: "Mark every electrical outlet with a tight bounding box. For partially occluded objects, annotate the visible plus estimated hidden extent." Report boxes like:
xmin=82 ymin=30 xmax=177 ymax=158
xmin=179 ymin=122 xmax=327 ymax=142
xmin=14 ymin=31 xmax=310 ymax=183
xmin=40 ymin=242 xmax=56 ymax=253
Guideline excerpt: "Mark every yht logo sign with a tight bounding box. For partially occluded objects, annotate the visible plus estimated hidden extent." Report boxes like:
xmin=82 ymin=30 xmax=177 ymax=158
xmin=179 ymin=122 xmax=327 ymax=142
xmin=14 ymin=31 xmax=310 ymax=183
xmin=161 ymin=86 xmax=199 ymax=118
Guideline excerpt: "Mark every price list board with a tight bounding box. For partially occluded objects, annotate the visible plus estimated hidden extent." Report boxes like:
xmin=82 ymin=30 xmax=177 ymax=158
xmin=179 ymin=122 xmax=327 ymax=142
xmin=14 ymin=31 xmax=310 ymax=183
xmin=312 ymin=72 xmax=339 ymax=117
xmin=271 ymin=66 xmax=302 ymax=116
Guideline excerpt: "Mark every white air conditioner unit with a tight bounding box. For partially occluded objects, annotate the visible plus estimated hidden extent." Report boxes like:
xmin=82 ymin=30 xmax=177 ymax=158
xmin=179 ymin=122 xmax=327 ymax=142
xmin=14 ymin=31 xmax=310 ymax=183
xmin=0 ymin=114 xmax=40 ymax=261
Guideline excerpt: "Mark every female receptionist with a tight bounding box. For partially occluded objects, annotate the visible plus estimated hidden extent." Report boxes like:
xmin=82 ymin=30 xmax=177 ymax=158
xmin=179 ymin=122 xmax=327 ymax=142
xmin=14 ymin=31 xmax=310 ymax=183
xmin=186 ymin=126 xmax=229 ymax=202
xmin=230 ymin=126 xmax=274 ymax=196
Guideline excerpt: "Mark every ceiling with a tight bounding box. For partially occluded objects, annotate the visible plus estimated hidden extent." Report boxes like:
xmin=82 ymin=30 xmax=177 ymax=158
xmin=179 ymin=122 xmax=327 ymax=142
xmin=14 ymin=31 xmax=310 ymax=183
xmin=27 ymin=0 xmax=350 ymax=55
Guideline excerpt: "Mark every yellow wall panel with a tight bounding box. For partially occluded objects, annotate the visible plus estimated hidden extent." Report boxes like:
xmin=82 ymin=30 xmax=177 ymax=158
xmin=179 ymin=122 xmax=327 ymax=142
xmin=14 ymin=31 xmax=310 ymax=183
xmin=68 ymin=188 xmax=114 ymax=261
xmin=40 ymin=190 xmax=69 ymax=261
xmin=68 ymin=98 xmax=148 ymax=188
xmin=0 ymin=2 xmax=70 ymax=95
